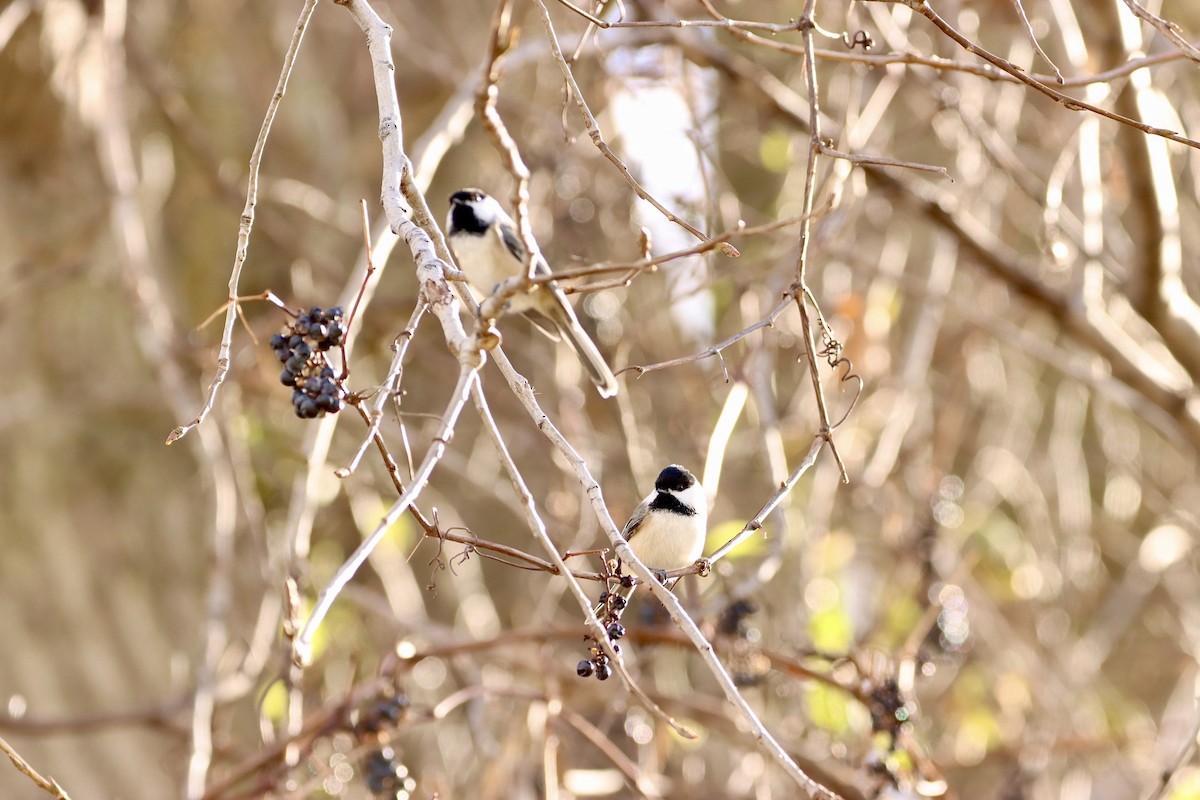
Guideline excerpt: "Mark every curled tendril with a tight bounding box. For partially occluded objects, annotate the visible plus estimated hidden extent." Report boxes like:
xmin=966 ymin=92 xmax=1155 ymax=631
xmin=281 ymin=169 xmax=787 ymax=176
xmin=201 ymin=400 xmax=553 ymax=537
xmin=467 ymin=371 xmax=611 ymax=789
xmin=842 ymin=29 xmax=875 ymax=51
xmin=827 ymin=353 xmax=863 ymax=429
xmin=800 ymin=285 xmax=863 ymax=429
xmin=816 ymin=327 xmax=862 ymax=429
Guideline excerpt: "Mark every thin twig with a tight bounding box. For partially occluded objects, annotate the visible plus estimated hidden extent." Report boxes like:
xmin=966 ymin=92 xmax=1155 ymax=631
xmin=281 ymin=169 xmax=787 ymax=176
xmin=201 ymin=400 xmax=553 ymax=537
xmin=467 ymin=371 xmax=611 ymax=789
xmin=477 ymin=0 xmax=540 ymax=281
xmin=1008 ymin=0 xmax=1064 ymax=82
xmin=339 ymin=299 xmax=428 ymax=478
xmin=620 ymin=295 xmax=790 ymax=378
xmin=707 ymin=435 xmax=825 ymax=565
xmin=554 ymin=0 xmax=807 ymax=32
xmin=487 ymin=347 xmax=842 ymax=798
xmin=470 ymin=379 xmax=696 ymax=739
xmin=820 ymin=144 xmax=950 ymax=179
xmin=294 ymin=368 xmax=478 ymax=666
xmin=168 ymin=0 xmax=320 ymax=444
xmin=0 ymin=736 xmax=73 ymax=799
xmin=1119 ymin=0 xmax=1200 ymax=65
xmin=532 ymin=0 xmax=739 ymax=256
xmin=893 ymin=0 xmax=1200 ymax=150
xmin=293 ymin=0 xmax=486 ymax=666
xmin=536 ymin=202 xmax=832 ymax=288
xmin=780 ymin=40 xmax=1189 ymax=88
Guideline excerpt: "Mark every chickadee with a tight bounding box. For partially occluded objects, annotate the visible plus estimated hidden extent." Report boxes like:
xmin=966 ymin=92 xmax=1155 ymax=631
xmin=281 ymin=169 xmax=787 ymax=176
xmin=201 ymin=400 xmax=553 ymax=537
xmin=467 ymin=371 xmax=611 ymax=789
xmin=597 ymin=463 xmax=705 ymax=610
xmin=446 ymin=188 xmax=618 ymax=398
xmin=621 ymin=464 xmax=707 ymax=573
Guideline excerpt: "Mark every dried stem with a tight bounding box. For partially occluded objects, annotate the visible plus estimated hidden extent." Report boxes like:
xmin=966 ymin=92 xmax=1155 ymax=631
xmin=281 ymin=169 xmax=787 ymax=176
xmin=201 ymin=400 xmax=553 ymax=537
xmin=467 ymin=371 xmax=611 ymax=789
xmin=1119 ymin=0 xmax=1200 ymax=65
xmin=892 ymin=0 xmax=1200 ymax=150
xmin=487 ymin=347 xmax=842 ymax=797
xmin=168 ymin=0 xmax=320 ymax=444
xmin=532 ymin=0 xmax=738 ymax=256
xmin=0 ymin=736 xmax=73 ymax=800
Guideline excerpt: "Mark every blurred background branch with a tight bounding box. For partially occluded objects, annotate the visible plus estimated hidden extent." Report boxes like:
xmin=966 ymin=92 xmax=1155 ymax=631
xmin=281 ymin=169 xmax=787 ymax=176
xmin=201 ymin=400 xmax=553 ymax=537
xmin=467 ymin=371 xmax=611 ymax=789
xmin=3 ymin=0 xmax=1200 ymax=798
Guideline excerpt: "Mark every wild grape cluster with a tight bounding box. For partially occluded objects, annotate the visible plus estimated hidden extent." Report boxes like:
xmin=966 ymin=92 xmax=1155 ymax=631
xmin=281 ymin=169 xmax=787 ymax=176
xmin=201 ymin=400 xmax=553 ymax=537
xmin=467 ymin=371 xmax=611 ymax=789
xmin=362 ymin=747 xmax=417 ymax=798
xmin=576 ymin=575 xmax=633 ymax=681
xmin=351 ymin=693 xmax=416 ymax=798
xmin=269 ymin=306 xmax=346 ymax=419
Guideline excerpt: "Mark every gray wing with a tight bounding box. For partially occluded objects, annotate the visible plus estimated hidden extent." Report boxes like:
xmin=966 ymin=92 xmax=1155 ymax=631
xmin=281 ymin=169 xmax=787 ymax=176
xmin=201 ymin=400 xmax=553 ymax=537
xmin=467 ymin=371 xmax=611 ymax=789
xmin=498 ymin=220 xmax=526 ymax=265
xmin=621 ymin=499 xmax=651 ymax=541
xmin=498 ymin=220 xmax=553 ymax=277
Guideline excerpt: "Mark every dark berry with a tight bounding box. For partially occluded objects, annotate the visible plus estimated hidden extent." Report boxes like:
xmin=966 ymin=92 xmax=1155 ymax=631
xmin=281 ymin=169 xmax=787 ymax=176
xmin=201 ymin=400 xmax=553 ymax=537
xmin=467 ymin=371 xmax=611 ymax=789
xmin=294 ymin=318 xmax=310 ymax=336
xmin=269 ymin=333 xmax=286 ymax=349
xmin=297 ymin=398 xmax=319 ymax=418
xmin=606 ymin=623 xmax=625 ymax=641
xmin=380 ymin=695 xmax=409 ymax=721
xmin=364 ymin=748 xmax=402 ymax=792
xmin=288 ymin=335 xmax=304 ymax=348
xmin=595 ymin=662 xmax=612 ymax=681
xmin=285 ymin=354 xmax=307 ymax=373
xmin=316 ymin=393 xmax=337 ymax=412
xmin=611 ymin=594 xmax=627 ymax=610
xmin=276 ymin=348 xmax=292 ymax=364
xmin=620 ymin=575 xmax=635 ymax=588
xmin=598 ymin=591 xmax=609 ymax=603
xmin=327 ymin=306 xmax=344 ymax=319
xmin=292 ymin=341 xmax=311 ymax=357
xmin=576 ymin=659 xmax=594 ymax=678
xmin=280 ymin=369 xmax=297 ymax=387
xmin=304 ymin=377 xmax=321 ymax=393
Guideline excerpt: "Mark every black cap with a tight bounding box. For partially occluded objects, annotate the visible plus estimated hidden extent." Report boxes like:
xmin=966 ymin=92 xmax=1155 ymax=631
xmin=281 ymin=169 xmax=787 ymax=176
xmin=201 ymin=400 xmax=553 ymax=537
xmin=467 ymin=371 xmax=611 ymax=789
xmin=654 ymin=464 xmax=695 ymax=493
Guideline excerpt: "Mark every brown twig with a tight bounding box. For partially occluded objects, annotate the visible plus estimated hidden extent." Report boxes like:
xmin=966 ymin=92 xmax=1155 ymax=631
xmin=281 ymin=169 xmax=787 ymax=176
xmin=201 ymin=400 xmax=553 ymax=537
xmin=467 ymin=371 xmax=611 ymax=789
xmin=487 ymin=345 xmax=842 ymax=797
xmin=788 ymin=4 xmax=849 ymax=483
xmin=532 ymin=0 xmax=739 ymax=256
xmin=294 ymin=0 xmax=485 ymax=667
xmin=619 ymin=295 xmax=790 ymax=378
xmin=470 ymin=378 xmax=697 ymax=739
xmin=0 ymin=736 xmax=73 ymax=799
xmin=537 ymin=202 xmax=833 ymax=289
xmin=1008 ymin=0 xmax=1064 ymax=82
xmin=1119 ymin=0 xmax=1200 ymax=65
xmin=168 ymin=0 xmax=321 ymax=445
xmin=759 ymin=39 xmax=1191 ymax=88
xmin=476 ymin=0 xmax=540 ymax=282
xmin=890 ymin=0 xmax=1200 ymax=150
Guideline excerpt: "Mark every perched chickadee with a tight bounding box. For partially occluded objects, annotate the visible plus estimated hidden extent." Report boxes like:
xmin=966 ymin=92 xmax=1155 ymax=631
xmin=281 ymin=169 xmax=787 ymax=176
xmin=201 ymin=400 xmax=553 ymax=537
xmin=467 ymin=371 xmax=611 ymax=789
xmin=619 ymin=464 xmax=707 ymax=582
xmin=446 ymin=188 xmax=618 ymax=398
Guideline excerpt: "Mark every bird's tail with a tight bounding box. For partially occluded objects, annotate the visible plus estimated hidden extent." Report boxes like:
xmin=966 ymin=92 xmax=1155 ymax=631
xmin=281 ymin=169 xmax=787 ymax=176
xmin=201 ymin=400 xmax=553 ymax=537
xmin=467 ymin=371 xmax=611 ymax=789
xmin=554 ymin=304 xmax=618 ymax=398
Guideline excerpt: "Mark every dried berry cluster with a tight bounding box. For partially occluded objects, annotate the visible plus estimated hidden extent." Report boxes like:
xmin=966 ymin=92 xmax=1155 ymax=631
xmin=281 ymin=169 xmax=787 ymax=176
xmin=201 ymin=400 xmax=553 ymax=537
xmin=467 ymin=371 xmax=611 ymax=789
xmin=576 ymin=575 xmax=634 ymax=681
xmin=353 ymin=695 xmax=416 ymax=799
xmin=717 ymin=599 xmax=771 ymax=687
xmin=362 ymin=747 xmax=416 ymax=798
xmin=269 ymin=305 xmax=346 ymax=419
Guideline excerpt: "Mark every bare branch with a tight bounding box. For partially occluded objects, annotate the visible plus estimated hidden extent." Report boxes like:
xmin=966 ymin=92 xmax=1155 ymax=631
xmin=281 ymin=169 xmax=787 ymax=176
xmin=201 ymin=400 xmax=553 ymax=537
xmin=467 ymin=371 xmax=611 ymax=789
xmin=168 ymin=0 xmax=321 ymax=444
xmin=0 ymin=736 xmax=73 ymax=800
